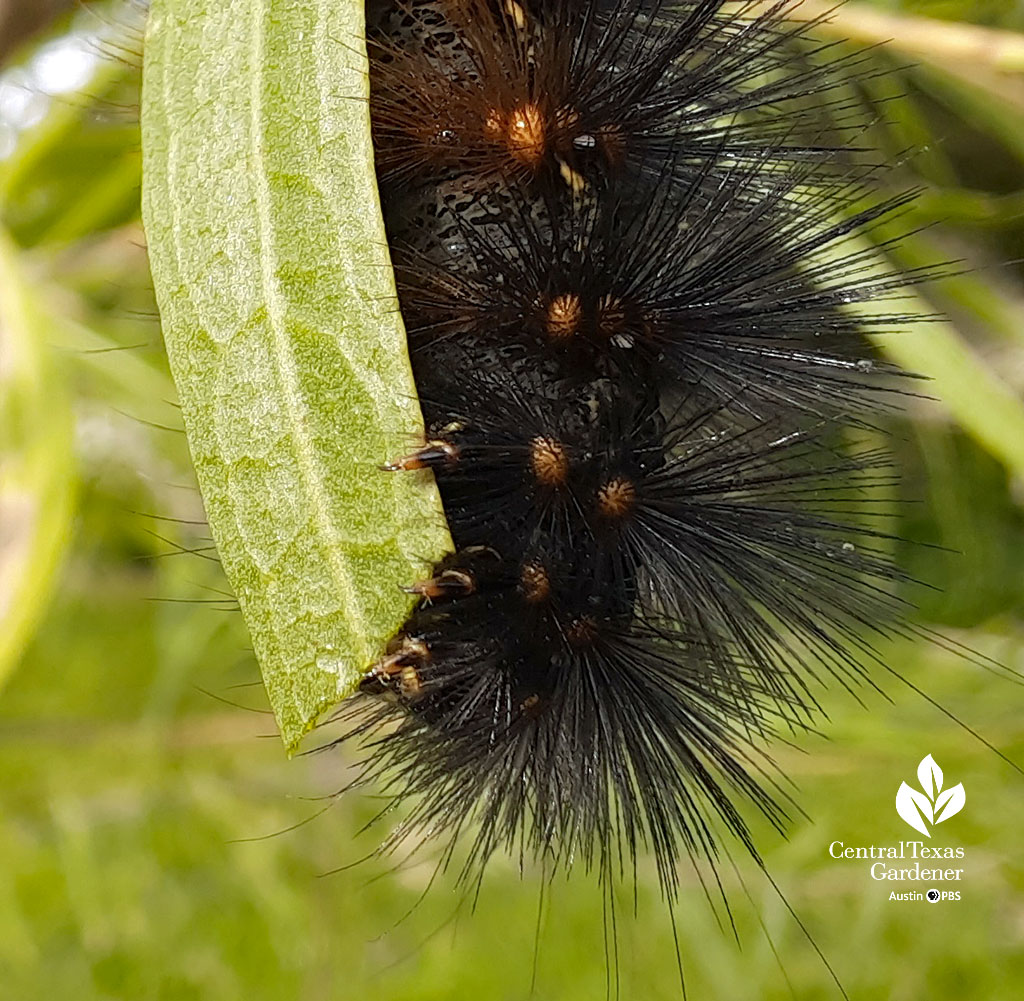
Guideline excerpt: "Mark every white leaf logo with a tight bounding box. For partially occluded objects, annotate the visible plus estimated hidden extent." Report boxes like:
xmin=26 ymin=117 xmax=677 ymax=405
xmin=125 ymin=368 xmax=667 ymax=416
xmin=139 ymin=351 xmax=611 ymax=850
xmin=896 ymin=755 xmax=966 ymax=836
xmin=934 ymin=784 xmax=966 ymax=824
xmin=896 ymin=782 xmax=934 ymax=836
xmin=918 ymin=754 xmax=943 ymax=800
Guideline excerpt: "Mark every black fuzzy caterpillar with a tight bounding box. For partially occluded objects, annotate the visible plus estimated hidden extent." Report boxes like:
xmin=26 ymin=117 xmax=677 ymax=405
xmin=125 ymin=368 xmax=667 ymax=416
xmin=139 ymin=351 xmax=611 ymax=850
xmin=341 ymin=0 xmax=939 ymax=942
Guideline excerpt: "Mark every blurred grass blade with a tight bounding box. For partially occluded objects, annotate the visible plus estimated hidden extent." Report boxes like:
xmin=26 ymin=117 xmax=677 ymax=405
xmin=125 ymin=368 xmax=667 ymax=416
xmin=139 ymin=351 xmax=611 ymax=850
xmin=140 ymin=0 xmax=450 ymax=750
xmin=873 ymin=313 xmax=1024 ymax=480
xmin=0 ymin=57 xmax=137 ymax=248
xmin=822 ymin=229 xmax=1024 ymax=482
xmin=778 ymin=1 xmax=1024 ymax=74
xmin=0 ymin=230 xmax=75 ymax=690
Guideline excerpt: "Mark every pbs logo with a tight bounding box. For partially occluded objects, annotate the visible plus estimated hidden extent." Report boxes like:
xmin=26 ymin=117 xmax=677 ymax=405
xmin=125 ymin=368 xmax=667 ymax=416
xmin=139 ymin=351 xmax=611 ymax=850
xmin=926 ymin=888 xmax=960 ymax=903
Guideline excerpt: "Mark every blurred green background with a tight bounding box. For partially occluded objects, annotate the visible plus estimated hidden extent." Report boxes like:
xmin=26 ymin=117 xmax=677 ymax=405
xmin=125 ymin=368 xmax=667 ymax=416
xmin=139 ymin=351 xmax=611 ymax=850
xmin=1 ymin=1 xmax=1023 ymax=998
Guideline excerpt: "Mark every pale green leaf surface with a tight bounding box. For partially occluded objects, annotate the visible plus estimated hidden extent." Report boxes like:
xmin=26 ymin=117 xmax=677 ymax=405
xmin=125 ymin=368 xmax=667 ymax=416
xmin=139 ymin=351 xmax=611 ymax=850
xmin=140 ymin=0 xmax=450 ymax=750
xmin=0 ymin=230 xmax=75 ymax=690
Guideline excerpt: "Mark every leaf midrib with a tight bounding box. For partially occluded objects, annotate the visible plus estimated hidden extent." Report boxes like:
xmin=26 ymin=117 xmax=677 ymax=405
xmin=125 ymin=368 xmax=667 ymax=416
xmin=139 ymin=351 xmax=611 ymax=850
xmin=242 ymin=0 xmax=369 ymax=662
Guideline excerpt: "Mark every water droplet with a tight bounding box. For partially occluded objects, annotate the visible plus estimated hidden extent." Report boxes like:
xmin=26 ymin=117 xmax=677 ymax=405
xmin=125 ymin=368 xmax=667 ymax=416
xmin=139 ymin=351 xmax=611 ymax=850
xmin=316 ymin=648 xmax=341 ymax=674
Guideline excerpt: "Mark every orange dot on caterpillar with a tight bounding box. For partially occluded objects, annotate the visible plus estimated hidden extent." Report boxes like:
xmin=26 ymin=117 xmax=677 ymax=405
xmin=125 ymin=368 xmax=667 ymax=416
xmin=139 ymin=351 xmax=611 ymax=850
xmin=529 ymin=435 xmax=570 ymax=487
xmin=485 ymin=103 xmax=547 ymax=169
xmin=596 ymin=476 xmax=637 ymax=520
xmin=519 ymin=560 xmax=551 ymax=603
xmin=565 ymin=615 xmax=599 ymax=648
xmin=544 ymin=293 xmax=583 ymax=341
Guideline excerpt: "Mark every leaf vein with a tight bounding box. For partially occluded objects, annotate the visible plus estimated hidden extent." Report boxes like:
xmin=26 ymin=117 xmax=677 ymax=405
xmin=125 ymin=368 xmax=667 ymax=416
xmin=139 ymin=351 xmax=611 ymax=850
xmin=247 ymin=0 xmax=369 ymax=663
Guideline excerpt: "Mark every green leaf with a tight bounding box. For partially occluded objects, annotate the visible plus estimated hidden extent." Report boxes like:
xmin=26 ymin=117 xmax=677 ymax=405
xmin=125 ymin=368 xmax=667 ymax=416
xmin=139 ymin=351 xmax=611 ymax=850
xmin=0 ymin=230 xmax=76 ymax=690
xmin=140 ymin=0 xmax=451 ymax=750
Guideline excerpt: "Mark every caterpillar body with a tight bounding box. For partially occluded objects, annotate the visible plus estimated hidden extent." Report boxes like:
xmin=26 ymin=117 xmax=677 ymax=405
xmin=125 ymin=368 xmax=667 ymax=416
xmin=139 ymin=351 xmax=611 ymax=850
xmin=327 ymin=0 xmax=921 ymax=903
